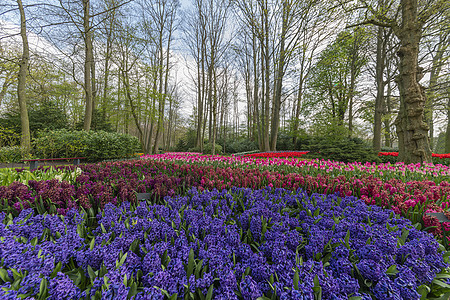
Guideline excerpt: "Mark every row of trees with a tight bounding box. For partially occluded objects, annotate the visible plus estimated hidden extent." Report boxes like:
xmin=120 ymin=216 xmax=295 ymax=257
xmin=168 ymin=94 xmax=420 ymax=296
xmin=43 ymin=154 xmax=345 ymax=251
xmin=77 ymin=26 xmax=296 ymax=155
xmin=0 ymin=0 xmax=449 ymax=163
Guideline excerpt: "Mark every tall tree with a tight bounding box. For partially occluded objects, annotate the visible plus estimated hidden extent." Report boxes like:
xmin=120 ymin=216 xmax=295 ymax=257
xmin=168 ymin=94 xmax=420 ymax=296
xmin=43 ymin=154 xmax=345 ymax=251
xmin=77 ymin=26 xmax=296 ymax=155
xmin=16 ymin=0 xmax=31 ymax=153
xmin=142 ymin=0 xmax=179 ymax=154
xmin=351 ymin=0 xmax=449 ymax=163
xmin=307 ymin=28 xmax=368 ymax=135
xmin=82 ymin=0 xmax=94 ymax=131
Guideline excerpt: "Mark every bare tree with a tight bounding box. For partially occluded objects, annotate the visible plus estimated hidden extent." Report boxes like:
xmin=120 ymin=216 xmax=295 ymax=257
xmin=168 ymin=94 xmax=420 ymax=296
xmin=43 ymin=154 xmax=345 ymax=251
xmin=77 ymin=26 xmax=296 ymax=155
xmin=16 ymin=0 xmax=31 ymax=152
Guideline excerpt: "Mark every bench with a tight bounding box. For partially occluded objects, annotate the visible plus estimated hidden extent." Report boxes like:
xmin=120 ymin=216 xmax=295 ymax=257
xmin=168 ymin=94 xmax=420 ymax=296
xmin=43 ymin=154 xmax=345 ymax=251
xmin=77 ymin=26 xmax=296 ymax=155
xmin=22 ymin=157 xmax=86 ymax=170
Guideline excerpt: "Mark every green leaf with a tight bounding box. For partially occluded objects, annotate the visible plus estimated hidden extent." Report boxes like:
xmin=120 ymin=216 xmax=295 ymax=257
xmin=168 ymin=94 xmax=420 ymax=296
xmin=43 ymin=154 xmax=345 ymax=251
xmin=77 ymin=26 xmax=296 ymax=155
xmin=101 ymin=223 xmax=107 ymax=234
xmin=417 ymin=284 xmax=431 ymax=299
xmin=88 ymin=265 xmax=96 ymax=282
xmin=127 ymin=282 xmax=137 ymax=299
xmin=293 ymin=268 xmax=299 ymax=290
xmin=38 ymin=277 xmax=47 ymax=300
xmin=205 ymin=284 xmax=214 ymax=300
xmin=432 ymin=279 xmax=450 ymax=289
xmin=386 ymin=265 xmax=399 ymax=276
xmin=90 ymin=237 xmax=96 ymax=251
xmin=50 ymin=262 xmax=62 ymax=279
xmin=118 ymin=252 xmax=128 ymax=268
xmin=187 ymin=248 xmax=195 ymax=277
xmin=0 ymin=269 xmax=12 ymax=283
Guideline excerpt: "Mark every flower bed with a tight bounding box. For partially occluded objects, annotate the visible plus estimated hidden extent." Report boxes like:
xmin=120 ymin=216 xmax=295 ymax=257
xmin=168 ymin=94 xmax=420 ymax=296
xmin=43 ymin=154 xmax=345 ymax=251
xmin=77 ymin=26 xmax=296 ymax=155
xmin=379 ymin=152 xmax=450 ymax=165
xmin=141 ymin=153 xmax=450 ymax=183
xmin=241 ymin=151 xmax=309 ymax=158
xmin=379 ymin=152 xmax=450 ymax=159
xmin=2 ymin=159 xmax=450 ymax=238
xmin=0 ymin=187 xmax=449 ymax=299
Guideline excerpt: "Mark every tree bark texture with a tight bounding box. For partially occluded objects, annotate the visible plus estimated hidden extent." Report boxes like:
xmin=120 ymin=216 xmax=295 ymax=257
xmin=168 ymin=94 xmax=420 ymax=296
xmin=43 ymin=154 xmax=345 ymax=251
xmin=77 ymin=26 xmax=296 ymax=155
xmin=394 ymin=0 xmax=432 ymax=163
xmin=17 ymin=0 xmax=31 ymax=153
xmin=83 ymin=0 xmax=94 ymax=131
xmin=373 ymin=26 xmax=386 ymax=151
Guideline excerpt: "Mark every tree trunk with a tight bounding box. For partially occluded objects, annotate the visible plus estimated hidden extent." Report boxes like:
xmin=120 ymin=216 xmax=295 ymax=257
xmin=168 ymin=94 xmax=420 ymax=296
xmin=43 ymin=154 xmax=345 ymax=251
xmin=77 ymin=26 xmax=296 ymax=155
xmin=262 ymin=0 xmax=270 ymax=152
xmin=16 ymin=0 xmax=31 ymax=153
xmin=211 ymin=67 xmax=218 ymax=155
xmin=425 ymin=33 xmax=446 ymax=150
xmin=394 ymin=0 xmax=432 ymax=163
xmin=269 ymin=0 xmax=288 ymax=151
xmin=446 ymin=96 xmax=450 ymax=153
xmin=196 ymin=52 xmax=204 ymax=148
xmin=373 ymin=26 xmax=386 ymax=151
xmin=252 ymin=34 xmax=262 ymax=150
xmin=83 ymin=0 xmax=94 ymax=131
xmin=122 ymin=70 xmax=145 ymax=151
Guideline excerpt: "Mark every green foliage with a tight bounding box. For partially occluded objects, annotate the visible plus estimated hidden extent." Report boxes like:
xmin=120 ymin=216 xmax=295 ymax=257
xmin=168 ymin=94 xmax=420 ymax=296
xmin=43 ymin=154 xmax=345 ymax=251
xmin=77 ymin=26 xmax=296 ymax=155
xmin=0 ymin=101 xmax=69 ymax=140
xmin=0 ymin=126 xmax=20 ymax=147
xmin=0 ymin=146 xmax=24 ymax=163
xmin=74 ymin=109 xmax=114 ymax=132
xmin=302 ymin=136 xmax=380 ymax=163
xmin=218 ymin=138 xmax=259 ymax=154
xmin=32 ymin=129 xmax=141 ymax=162
xmin=29 ymin=101 xmax=69 ymax=132
xmin=435 ymin=131 xmax=446 ymax=154
xmin=275 ymin=132 xmax=295 ymax=151
xmin=189 ymin=143 xmax=223 ymax=155
xmin=175 ymin=129 xmax=197 ymax=152
xmin=0 ymin=166 xmax=82 ymax=186
xmin=305 ymin=27 xmax=369 ymax=132
xmin=204 ymin=143 xmax=222 ymax=155
xmin=84 ymin=130 xmax=141 ymax=161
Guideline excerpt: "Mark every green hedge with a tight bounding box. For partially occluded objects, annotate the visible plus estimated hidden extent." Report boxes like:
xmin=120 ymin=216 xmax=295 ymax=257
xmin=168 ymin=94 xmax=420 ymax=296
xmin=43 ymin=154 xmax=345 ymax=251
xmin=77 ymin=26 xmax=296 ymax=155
xmin=189 ymin=143 xmax=223 ymax=155
xmin=301 ymin=136 xmax=380 ymax=163
xmin=32 ymin=129 xmax=141 ymax=162
xmin=0 ymin=146 xmax=23 ymax=163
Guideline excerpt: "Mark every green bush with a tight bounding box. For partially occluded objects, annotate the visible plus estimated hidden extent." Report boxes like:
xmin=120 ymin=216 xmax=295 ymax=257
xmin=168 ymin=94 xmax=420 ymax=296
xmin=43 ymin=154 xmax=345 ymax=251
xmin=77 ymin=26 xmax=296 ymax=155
xmin=189 ymin=143 xmax=223 ymax=155
xmin=303 ymin=136 xmax=380 ymax=163
xmin=0 ymin=146 xmax=24 ymax=163
xmin=33 ymin=129 xmax=141 ymax=162
xmin=0 ymin=101 xmax=69 ymax=140
xmin=220 ymin=138 xmax=258 ymax=154
xmin=0 ymin=126 xmax=20 ymax=147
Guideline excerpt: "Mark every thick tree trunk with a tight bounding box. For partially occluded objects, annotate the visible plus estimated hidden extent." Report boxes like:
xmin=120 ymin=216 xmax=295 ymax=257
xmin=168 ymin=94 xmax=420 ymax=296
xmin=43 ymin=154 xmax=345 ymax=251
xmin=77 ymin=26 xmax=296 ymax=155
xmin=394 ymin=0 xmax=432 ymax=163
xmin=83 ymin=0 xmax=94 ymax=131
xmin=373 ymin=26 xmax=386 ymax=151
xmin=17 ymin=0 xmax=31 ymax=153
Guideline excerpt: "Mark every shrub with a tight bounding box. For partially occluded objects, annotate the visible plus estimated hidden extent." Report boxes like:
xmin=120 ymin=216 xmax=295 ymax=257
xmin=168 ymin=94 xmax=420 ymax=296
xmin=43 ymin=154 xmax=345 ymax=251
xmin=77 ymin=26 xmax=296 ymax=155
xmin=0 ymin=102 xmax=69 ymax=140
xmin=0 ymin=146 xmax=23 ymax=163
xmin=222 ymin=138 xmax=258 ymax=154
xmin=304 ymin=136 xmax=380 ymax=163
xmin=189 ymin=143 xmax=223 ymax=155
xmin=0 ymin=126 xmax=20 ymax=147
xmin=32 ymin=129 xmax=141 ymax=162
